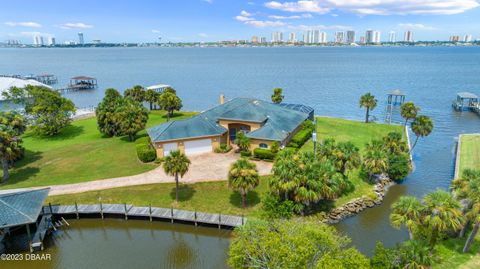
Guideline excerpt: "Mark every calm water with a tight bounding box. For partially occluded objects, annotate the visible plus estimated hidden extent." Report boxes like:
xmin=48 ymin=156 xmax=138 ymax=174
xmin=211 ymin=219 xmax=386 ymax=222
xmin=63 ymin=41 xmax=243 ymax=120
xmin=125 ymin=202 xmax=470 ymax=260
xmin=3 ymin=219 xmax=231 ymax=269
xmin=1 ymin=47 xmax=480 ymax=260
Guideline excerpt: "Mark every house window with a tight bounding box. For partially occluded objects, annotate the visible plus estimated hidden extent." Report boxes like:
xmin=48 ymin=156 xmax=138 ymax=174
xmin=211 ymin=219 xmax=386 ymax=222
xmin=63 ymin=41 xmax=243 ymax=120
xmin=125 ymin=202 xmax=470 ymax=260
xmin=229 ymin=127 xmax=237 ymax=142
xmin=259 ymin=143 xmax=268 ymax=149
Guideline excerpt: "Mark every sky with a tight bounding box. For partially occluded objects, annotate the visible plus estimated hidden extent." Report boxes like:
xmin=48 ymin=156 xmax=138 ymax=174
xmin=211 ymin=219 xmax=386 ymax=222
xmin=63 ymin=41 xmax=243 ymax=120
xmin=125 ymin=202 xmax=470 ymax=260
xmin=1 ymin=0 xmax=480 ymax=43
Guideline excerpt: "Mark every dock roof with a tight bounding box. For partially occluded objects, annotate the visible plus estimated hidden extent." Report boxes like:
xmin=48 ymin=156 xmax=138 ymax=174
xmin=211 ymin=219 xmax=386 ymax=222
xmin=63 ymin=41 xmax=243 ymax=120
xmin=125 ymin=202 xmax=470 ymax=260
xmin=0 ymin=188 xmax=50 ymax=229
xmin=457 ymin=92 xmax=478 ymax=99
xmin=71 ymin=76 xmax=96 ymax=80
xmin=388 ymin=89 xmax=405 ymax=96
xmin=0 ymin=77 xmax=52 ymax=101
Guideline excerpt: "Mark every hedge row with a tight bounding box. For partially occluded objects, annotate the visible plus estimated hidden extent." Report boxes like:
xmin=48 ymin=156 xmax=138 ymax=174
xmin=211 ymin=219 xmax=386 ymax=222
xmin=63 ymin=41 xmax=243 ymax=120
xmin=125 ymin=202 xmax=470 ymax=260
xmin=288 ymin=121 xmax=314 ymax=148
xmin=253 ymin=148 xmax=275 ymax=160
xmin=135 ymin=137 xmax=157 ymax=163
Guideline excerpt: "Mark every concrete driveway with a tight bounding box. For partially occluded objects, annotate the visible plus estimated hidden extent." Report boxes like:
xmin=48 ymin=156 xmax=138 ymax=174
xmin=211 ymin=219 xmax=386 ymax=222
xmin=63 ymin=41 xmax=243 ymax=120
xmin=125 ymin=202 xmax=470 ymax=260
xmin=26 ymin=151 xmax=273 ymax=196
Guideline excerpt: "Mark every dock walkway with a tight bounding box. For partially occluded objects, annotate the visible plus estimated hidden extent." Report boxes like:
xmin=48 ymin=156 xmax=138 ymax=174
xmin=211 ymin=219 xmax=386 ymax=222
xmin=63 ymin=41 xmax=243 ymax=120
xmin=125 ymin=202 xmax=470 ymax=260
xmin=31 ymin=213 xmax=53 ymax=251
xmin=48 ymin=204 xmax=246 ymax=228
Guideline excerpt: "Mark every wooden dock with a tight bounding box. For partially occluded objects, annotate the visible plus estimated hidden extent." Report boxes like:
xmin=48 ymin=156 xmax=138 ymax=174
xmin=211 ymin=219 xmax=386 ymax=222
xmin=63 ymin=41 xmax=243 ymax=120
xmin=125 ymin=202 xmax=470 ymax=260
xmin=47 ymin=204 xmax=246 ymax=228
xmin=31 ymin=213 xmax=53 ymax=252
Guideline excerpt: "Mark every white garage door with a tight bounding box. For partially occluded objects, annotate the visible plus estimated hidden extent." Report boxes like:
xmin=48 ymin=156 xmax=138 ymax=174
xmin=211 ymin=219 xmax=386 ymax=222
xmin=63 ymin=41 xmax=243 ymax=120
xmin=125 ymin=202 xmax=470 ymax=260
xmin=163 ymin=142 xmax=178 ymax=156
xmin=184 ymin=139 xmax=212 ymax=155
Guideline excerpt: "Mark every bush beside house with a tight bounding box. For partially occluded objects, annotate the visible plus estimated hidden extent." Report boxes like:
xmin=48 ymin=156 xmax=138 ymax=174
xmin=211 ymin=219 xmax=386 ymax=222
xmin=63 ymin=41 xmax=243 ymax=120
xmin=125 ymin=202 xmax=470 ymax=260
xmin=288 ymin=121 xmax=314 ymax=148
xmin=135 ymin=137 xmax=157 ymax=163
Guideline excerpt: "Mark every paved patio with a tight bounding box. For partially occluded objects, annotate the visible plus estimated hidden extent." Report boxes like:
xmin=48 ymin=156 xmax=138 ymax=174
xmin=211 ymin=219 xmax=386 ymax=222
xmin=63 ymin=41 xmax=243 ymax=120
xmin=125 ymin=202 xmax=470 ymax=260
xmin=29 ymin=151 xmax=272 ymax=196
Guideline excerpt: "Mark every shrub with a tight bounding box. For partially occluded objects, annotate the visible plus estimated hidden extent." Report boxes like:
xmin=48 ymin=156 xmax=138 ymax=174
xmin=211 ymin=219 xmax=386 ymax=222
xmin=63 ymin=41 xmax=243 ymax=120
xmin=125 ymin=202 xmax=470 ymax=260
xmin=253 ymin=148 xmax=275 ymax=160
xmin=240 ymin=150 xmax=252 ymax=157
xmin=387 ymin=153 xmax=411 ymax=182
xmin=287 ymin=121 xmax=314 ymax=148
xmin=270 ymin=141 xmax=280 ymax=153
xmin=261 ymin=193 xmax=295 ymax=219
xmin=136 ymin=143 xmax=157 ymax=162
xmin=214 ymin=143 xmax=232 ymax=153
xmin=135 ymin=136 xmax=150 ymax=146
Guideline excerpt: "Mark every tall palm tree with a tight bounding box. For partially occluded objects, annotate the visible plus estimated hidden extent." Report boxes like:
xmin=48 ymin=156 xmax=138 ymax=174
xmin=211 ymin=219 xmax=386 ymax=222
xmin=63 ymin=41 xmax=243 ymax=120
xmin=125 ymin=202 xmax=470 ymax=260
xmin=163 ymin=150 xmax=191 ymax=202
xmin=400 ymin=102 xmax=420 ymax=127
xmin=410 ymin=115 xmax=433 ymax=152
xmin=270 ymin=149 xmax=301 ymax=200
xmin=423 ymin=189 xmax=463 ymax=247
xmin=398 ymin=240 xmax=433 ymax=269
xmin=359 ymin=93 xmax=377 ymax=123
xmin=363 ymin=148 xmax=388 ymax=182
xmin=145 ymin=89 xmax=158 ymax=110
xmin=228 ymin=159 xmax=259 ymax=208
xmin=390 ymin=196 xmax=424 ymax=240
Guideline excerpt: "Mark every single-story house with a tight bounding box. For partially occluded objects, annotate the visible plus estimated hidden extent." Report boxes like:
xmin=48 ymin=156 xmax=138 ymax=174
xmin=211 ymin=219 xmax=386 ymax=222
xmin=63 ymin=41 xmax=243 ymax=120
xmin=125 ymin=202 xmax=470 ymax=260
xmin=147 ymin=97 xmax=313 ymax=157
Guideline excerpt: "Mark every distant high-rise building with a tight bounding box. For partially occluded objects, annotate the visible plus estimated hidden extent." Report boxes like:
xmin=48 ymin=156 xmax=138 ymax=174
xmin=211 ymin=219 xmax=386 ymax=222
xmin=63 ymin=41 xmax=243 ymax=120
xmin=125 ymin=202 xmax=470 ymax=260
xmin=33 ymin=35 xmax=44 ymax=46
xmin=48 ymin=37 xmax=56 ymax=46
xmin=373 ymin=31 xmax=381 ymax=43
xmin=319 ymin=32 xmax=327 ymax=43
xmin=404 ymin=31 xmax=414 ymax=42
xmin=78 ymin=32 xmax=84 ymax=45
xmin=335 ymin=31 xmax=345 ymax=43
xmin=464 ymin=34 xmax=473 ymax=42
xmin=288 ymin=32 xmax=297 ymax=43
xmin=311 ymin=30 xmax=320 ymax=43
xmin=389 ymin=31 xmax=396 ymax=43
xmin=271 ymin=32 xmax=283 ymax=43
xmin=449 ymin=35 xmax=460 ymax=42
xmin=260 ymin=37 xmax=267 ymax=43
xmin=251 ymin=36 xmax=259 ymax=43
xmin=346 ymin=31 xmax=355 ymax=43
xmin=365 ymin=30 xmax=374 ymax=43
xmin=303 ymin=31 xmax=310 ymax=43
xmin=360 ymin=36 xmax=366 ymax=44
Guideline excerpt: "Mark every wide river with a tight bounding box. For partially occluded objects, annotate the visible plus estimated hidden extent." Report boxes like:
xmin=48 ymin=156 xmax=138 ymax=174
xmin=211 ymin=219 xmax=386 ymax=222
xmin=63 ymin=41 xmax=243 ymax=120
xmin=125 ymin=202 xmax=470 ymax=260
xmin=1 ymin=47 xmax=480 ymax=267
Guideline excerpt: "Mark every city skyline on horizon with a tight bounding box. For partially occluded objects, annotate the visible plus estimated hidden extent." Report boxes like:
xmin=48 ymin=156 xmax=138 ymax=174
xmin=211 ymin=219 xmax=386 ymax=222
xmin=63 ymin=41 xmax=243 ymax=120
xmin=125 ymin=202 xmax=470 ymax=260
xmin=1 ymin=0 xmax=480 ymax=44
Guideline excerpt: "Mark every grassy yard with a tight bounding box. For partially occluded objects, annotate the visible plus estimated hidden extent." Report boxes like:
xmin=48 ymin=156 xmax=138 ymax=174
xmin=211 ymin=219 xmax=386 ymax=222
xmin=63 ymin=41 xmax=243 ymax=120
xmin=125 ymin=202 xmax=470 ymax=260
xmin=433 ymin=236 xmax=480 ymax=269
xmin=0 ymin=111 xmax=197 ymax=189
xmin=302 ymin=117 xmax=405 ymax=207
xmin=459 ymin=134 xmax=480 ymax=173
xmin=46 ymin=177 xmax=270 ymax=218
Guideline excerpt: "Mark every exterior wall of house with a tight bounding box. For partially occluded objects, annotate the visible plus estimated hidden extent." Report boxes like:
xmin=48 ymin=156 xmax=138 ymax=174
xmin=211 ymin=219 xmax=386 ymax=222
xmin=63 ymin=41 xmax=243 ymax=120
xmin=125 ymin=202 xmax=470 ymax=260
xmin=218 ymin=119 xmax=264 ymax=144
xmin=249 ymin=139 xmax=274 ymax=150
xmin=153 ymin=135 xmax=223 ymax=157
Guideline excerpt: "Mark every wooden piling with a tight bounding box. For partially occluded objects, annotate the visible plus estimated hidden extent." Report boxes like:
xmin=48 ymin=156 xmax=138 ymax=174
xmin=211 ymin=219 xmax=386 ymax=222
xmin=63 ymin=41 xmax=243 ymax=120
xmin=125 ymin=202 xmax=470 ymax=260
xmin=48 ymin=203 xmax=53 ymax=214
xmin=218 ymin=213 xmax=221 ymax=229
xmin=124 ymin=203 xmax=128 ymax=220
xmin=149 ymin=204 xmax=152 ymax=222
xmin=26 ymin=224 xmax=32 ymax=253
xmin=194 ymin=210 xmax=198 ymax=226
xmin=75 ymin=201 xmax=79 ymax=219
xmin=100 ymin=201 xmax=104 ymax=219
xmin=171 ymin=207 xmax=174 ymax=223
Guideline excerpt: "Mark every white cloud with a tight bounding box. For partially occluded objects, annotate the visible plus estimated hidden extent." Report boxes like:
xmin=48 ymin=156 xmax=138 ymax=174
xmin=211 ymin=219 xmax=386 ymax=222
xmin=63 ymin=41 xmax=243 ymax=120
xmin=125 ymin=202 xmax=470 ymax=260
xmin=268 ymin=13 xmax=312 ymax=19
xmin=288 ymin=24 xmax=352 ymax=31
xmin=245 ymin=20 xmax=287 ymax=27
xmin=152 ymin=29 xmax=161 ymax=34
xmin=203 ymin=0 xmax=213 ymax=3
xmin=240 ymin=10 xmax=253 ymax=16
xmin=398 ymin=23 xmax=436 ymax=30
xmin=265 ymin=1 xmax=331 ymax=14
xmin=59 ymin=22 xmax=93 ymax=29
xmin=264 ymin=0 xmax=480 ymax=15
xmin=20 ymin=31 xmax=53 ymax=37
xmin=198 ymin=33 xmax=208 ymax=38
xmin=236 ymin=15 xmax=255 ymax=21
xmin=4 ymin=21 xmax=42 ymax=28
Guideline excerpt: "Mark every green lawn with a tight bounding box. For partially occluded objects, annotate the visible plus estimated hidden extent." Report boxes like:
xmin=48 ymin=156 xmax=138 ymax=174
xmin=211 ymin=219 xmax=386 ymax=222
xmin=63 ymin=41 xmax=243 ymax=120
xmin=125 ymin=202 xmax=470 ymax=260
xmin=433 ymin=236 xmax=480 ymax=269
xmin=0 ymin=111 xmax=197 ymax=189
xmin=459 ymin=134 xmax=480 ymax=173
xmin=46 ymin=177 xmax=270 ymax=218
xmin=46 ymin=117 xmax=405 ymax=217
xmin=302 ymin=117 xmax=405 ymax=208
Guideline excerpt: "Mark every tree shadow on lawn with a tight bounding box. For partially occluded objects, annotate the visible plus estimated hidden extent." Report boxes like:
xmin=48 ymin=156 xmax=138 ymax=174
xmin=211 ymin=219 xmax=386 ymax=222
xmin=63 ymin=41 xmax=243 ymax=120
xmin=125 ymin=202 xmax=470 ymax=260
xmin=25 ymin=125 xmax=85 ymax=142
xmin=229 ymin=191 xmax=260 ymax=208
xmin=170 ymin=184 xmax=196 ymax=202
xmin=0 ymin=150 xmax=43 ymax=187
xmin=162 ymin=112 xmax=186 ymax=120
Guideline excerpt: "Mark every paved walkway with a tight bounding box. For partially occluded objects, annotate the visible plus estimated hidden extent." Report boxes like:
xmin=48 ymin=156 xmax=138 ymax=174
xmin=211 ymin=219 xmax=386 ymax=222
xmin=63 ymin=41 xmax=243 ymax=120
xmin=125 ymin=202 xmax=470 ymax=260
xmin=4 ymin=151 xmax=272 ymax=196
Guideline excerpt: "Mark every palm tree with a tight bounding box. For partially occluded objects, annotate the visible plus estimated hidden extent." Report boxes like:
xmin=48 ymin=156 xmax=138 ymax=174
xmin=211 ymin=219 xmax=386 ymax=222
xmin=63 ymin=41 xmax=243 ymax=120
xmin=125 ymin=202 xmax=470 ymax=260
xmin=234 ymin=132 xmax=251 ymax=152
xmin=390 ymin=196 xmax=424 ymax=240
xmin=400 ymin=102 xmax=420 ymax=127
xmin=228 ymin=159 xmax=259 ymax=208
xmin=163 ymin=150 xmax=191 ymax=202
xmin=423 ymin=189 xmax=463 ymax=247
xmin=271 ymin=88 xmax=284 ymax=104
xmin=158 ymin=91 xmax=182 ymax=121
xmin=410 ymin=115 xmax=433 ymax=152
xmin=270 ymin=149 xmax=301 ymax=200
xmin=331 ymin=142 xmax=361 ymax=175
xmin=0 ymin=131 xmax=23 ymax=183
xmin=363 ymin=148 xmax=388 ymax=182
xmin=383 ymin=132 xmax=407 ymax=154
xmin=124 ymin=85 xmax=146 ymax=102
xmin=359 ymin=93 xmax=377 ymax=123
xmin=398 ymin=240 xmax=433 ymax=269
xmin=145 ymin=89 xmax=158 ymax=110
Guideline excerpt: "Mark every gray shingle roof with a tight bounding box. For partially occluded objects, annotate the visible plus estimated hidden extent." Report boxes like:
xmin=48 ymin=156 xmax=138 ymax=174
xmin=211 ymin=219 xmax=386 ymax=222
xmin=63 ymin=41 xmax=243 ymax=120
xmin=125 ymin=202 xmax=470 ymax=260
xmin=0 ymin=188 xmax=49 ymax=229
xmin=148 ymin=98 xmax=309 ymax=142
xmin=457 ymin=92 xmax=478 ymax=99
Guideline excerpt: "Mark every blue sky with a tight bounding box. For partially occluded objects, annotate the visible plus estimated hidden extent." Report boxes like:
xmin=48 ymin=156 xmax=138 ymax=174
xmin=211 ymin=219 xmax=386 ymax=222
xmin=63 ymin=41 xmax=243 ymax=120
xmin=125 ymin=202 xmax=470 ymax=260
xmin=1 ymin=0 xmax=480 ymax=43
